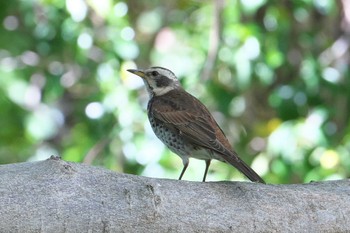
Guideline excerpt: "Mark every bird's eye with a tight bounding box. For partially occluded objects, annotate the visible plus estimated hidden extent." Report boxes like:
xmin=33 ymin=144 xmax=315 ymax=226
xmin=151 ymin=71 xmax=159 ymax=76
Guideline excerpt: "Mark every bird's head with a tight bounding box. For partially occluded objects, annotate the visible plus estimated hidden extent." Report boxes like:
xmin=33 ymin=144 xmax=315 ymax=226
xmin=127 ymin=67 xmax=181 ymax=97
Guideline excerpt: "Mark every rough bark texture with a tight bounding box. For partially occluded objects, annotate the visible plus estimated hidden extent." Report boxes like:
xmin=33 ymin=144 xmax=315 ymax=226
xmin=0 ymin=156 xmax=349 ymax=233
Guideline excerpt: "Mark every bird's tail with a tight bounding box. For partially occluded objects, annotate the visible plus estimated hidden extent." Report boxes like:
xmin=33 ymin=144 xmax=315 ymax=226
xmin=219 ymin=149 xmax=265 ymax=184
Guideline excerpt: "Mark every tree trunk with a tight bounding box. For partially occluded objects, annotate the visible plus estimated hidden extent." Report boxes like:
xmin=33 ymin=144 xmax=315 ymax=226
xmin=0 ymin=156 xmax=349 ymax=233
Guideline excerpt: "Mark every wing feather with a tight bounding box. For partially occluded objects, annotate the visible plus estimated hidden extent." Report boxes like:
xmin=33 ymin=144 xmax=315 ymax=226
xmin=151 ymin=91 xmax=226 ymax=155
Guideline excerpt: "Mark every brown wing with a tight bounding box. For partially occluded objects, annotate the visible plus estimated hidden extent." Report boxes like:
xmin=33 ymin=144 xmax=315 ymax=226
xmin=151 ymin=90 xmax=226 ymax=153
xmin=151 ymin=90 xmax=265 ymax=183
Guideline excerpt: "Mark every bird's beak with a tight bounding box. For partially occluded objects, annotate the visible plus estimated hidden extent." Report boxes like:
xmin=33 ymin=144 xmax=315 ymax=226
xmin=127 ymin=69 xmax=146 ymax=79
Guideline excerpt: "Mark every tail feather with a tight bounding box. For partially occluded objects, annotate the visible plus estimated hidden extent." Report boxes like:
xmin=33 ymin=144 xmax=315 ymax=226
xmin=219 ymin=149 xmax=265 ymax=184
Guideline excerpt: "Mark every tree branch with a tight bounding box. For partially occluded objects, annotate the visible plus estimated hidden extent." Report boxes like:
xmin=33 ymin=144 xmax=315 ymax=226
xmin=0 ymin=156 xmax=349 ymax=232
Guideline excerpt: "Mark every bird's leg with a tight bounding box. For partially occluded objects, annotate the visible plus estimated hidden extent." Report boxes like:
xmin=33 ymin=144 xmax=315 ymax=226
xmin=202 ymin=159 xmax=211 ymax=182
xmin=178 ymin=159 xmax=189 ymax=180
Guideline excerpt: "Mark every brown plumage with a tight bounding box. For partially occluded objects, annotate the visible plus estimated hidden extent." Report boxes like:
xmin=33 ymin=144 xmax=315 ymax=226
xmin=127 ymin=67 xmax=265 ymax=183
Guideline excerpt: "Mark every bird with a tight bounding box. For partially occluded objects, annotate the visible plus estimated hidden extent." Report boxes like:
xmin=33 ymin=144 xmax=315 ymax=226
xmin=127 ymin=67 xmax=265 ymax=183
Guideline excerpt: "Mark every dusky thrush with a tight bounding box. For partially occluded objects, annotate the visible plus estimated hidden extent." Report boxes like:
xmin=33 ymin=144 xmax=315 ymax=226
xmin=127 ymin=67 xmax=265 ymax=183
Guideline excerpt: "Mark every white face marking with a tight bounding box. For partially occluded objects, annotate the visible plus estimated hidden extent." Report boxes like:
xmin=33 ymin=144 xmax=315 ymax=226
xmin=152 ymin=85 xmax=175 ymax=96
xmin=142 ymin=67 xmax=181 ymax=97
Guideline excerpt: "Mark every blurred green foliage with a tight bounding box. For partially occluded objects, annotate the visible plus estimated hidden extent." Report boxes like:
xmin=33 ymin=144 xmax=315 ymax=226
xmin=0 ymin=0 xmax=349 ymax=184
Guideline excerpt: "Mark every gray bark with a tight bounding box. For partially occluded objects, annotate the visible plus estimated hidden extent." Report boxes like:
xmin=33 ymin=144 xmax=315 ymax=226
xmin=0 ymin=156 xmax=349 ymax=233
